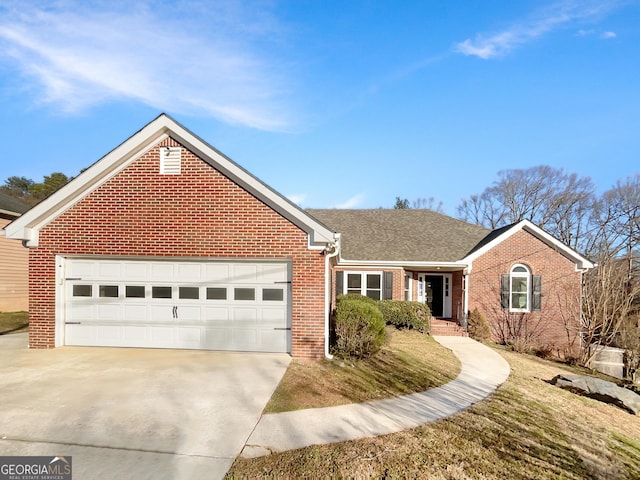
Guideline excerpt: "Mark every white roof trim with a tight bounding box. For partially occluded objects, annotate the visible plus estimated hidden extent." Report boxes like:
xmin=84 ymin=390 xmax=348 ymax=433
xmin=4 ymin=114 xmax=336 ymax=247
xmin=462 ymin=219 xmax=595 ymax=270
xmin=0 ymin=209 xmax=22 ymax=218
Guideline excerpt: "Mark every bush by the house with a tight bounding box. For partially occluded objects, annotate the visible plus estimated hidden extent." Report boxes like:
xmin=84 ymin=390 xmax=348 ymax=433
xmin=377 ymin=300 xmax=431 ymax=332
xmin=467 ymin=308 xmax=492 ymax=342
xmin=338 ymin=293 xmax=378 ymax=305
xmin=332 ymin=295 xmax=386 ymax=359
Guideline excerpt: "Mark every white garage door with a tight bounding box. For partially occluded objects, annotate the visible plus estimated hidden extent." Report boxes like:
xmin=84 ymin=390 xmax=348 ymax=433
xmin=63 ymin=258 xmax=291 ymax=352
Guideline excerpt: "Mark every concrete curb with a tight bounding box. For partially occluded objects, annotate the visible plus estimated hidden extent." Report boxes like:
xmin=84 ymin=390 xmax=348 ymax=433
xmin=241 ymin=336 xmax=510 ymax=457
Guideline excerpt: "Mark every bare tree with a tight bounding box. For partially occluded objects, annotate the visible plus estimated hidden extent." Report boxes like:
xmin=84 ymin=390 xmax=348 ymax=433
xmin=457 ymin=166 xmax=595 ymax=251
xmin=412 ymin=196 xmax=444 ymax=213
xmin=579 ymin=258 xmax=640 ymax=366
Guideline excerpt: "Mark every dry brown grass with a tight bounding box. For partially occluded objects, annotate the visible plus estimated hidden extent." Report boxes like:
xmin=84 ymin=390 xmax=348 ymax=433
xmin=228 ymin=345 xmax=640 ymax=479
xmin=265 ymin=327 xmax=461 ymax=413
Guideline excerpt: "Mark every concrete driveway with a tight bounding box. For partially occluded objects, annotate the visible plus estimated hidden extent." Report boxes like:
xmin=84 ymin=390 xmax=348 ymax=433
xmin=0 ymin=333 xmax=290 ymax=479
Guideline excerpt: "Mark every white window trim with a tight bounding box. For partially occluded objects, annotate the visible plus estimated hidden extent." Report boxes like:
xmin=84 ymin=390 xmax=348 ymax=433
xmin=344 ymin=271 xmax=383 ymax=300
xmin=510 ymin=264 xmax=531 ymax=313
xmin=404 ymin=274 xmax=412 ymax=301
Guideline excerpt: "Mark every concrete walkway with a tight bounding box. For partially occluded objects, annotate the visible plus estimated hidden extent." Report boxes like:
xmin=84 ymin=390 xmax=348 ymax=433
xmin=241 ymin=336 xmax=510 ymax=457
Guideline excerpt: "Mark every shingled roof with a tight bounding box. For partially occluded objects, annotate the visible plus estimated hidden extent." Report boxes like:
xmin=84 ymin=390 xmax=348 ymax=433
xmin=0 ymin=191 xmax=30 ymax=217
xmin=307 ymin=209 xmax=491 ymax=262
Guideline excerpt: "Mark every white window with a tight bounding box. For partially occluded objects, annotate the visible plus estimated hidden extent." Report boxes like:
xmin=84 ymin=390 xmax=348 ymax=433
xmin=404 ymin=274 xmax=412 ymax=301
xmin=345 ymin=272 xmax=382 ymax=300
xmin=510 ymin=264 xmax=530 ymax=311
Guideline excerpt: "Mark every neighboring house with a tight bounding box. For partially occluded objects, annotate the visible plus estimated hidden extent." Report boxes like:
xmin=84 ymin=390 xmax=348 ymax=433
xmin=308 ymin=209 xmax=594 ymax=356
xmin=0 ymin=191 xmax=30 ymax=312
xmin=3 ymin=114 xmax=594 ymax=358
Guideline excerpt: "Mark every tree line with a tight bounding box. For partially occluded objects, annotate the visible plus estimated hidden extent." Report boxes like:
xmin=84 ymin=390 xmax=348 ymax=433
xmin=1 ymin=173 xmax=72 ymax=206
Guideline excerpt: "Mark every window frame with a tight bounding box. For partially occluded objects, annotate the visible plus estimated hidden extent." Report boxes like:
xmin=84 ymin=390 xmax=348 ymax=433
xmin=343 ymin=271 xmax=383 ymax=300
xmin=404 ymin=274 xmax=412 ymax=301
xmin=509 ymin=264 xmax=531 ymax=312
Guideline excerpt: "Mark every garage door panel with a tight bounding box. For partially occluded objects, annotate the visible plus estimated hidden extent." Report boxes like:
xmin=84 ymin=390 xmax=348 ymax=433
xmin=122 ymin=326 xmax=148 ymax=342
xmin=232 ymin=308 xmax=258 ymax=323
xmin=203 ymin=264 xmax=230 ymax=283
xmin=124 ymin=262 xmax=148 ymax=281
xmin=67 ymin=261 xmax=95 ymax=279
xmin=232 ymin=264 xmax=258 ymax=284
xmin=65 ymin=324 xmax=95 ymax=344
xmin=203 ymin=307 xmax=229 ymax=321
xmin=96 ymin=304 xmax=121 ymax=322
xmin=67 ymin=303 xmax=93 ymax=322
xmin=176 ymin=263 xmax=201 ymax=282
xmin=203 ymin=328 xmax=232 ymax=349
xmin=97 ymin=262 xmax=121 ymax=279
xmin=149 ymin=305 xmax=174 ymax=321
xmin=64 ymin=259 xmax=291 ymax=353
xmin=260 ymin=264 xmax=288 ymax=283
xmin=233 ymin=328 xmax=259 ymax=348
xmin=96 ymin=325 xmax=122 ymax=342
xmin=177 ymin=327 xmax=202 ymax=346
xmin=151 ymin=263 xmax=174 ymax=281
xmin=176 ymin=306 xmax=201 ymax=322
xmin=260 ymin=330 xmax=287 ymax=351
xmin=123 ymin=304 xmax=147 ymax=322
xmin=150 ymin=326 xmax=175 ymax=344
xmin=261 ymin=307 xmax=286 ymax=324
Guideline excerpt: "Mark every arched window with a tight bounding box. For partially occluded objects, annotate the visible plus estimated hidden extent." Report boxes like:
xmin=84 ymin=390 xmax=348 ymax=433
xmin=501 ymin=265 xmax=542 ymax=312
xmin=510 ymin=264 xmax=530 ymax=311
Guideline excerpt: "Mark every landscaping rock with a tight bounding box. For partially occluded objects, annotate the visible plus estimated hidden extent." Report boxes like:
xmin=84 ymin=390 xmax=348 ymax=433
xmin=550 ymin=373 xmax=640 ymax=415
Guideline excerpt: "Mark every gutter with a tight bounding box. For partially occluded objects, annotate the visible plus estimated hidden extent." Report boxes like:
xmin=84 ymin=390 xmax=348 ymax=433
xmin=324 ymin=234 xmax=341 ymax=359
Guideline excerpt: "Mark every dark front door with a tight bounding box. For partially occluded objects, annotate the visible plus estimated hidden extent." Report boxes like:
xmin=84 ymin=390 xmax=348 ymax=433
xmin=424 ymin=275 xmax=443 ymax=317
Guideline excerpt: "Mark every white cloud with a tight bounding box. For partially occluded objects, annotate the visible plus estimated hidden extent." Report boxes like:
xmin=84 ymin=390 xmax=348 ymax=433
xmin=601 ymin=31 xmax=617 ymax=38
xmin=0 ymin=1 xmax=294 ymax=130
xmin=287 ymin=193 xmax=306 ymax=205
xmin=331 ymin=193 xmax=365 ymax=209
xmin=455 ymin=1 xmax=624 ymax=59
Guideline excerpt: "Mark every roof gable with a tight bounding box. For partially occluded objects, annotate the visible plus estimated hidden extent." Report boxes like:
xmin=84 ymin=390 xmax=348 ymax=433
xmin=4 ymin=114 xmax=335 ymax=247
xmin=463 ymin=219 xmax=594 ymax=270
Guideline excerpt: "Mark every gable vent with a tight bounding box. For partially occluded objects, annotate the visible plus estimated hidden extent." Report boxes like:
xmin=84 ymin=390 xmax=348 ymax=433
xmin=160 ymin=147 xmax=182 ymax=174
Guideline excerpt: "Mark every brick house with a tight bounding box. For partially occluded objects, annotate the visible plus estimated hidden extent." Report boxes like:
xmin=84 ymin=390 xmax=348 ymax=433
xmin=4 ymin=114 xmax=593 ymax=358
xmin=309 ymin=209 xmax=594 ymax=356
xmin=0 ymin=191 xmax=30 ymax=312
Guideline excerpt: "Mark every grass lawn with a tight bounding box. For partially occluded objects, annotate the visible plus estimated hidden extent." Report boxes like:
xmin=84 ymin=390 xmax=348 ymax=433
xmin=265 ymin=327 xmax=461 ymax=413
xmin=228 ymin=344 xmax=640 ymax=479
xmin=0 ymin=311 xmax=28 ymax=335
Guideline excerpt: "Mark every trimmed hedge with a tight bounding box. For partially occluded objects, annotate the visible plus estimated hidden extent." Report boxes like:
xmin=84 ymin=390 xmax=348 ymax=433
xmin=332 ymin=295 xmax=386 ymax=359
xmin=378 ymin=300 xmax=431 ymax=333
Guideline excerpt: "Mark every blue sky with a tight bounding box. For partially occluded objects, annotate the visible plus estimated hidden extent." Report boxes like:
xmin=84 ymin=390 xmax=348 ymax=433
xmin=0 ymin=0 xmax=638 ymax=214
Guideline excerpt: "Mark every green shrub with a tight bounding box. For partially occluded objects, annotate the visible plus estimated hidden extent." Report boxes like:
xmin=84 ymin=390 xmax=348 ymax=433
xmin=332 ymin=296 xmax=386 ymax=359
xmin=337 ymin=293 xmax=378 ymax=305
xmin=467 ymin=308 xmax=491 ymax=342
xmin=377 ymin=300 xmax=430 ymax=332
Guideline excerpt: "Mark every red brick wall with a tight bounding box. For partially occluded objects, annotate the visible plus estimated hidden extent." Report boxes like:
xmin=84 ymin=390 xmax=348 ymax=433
xmin=468 ymin=229 xmax=582 ymax=356
xmin=451 ymin=270 xmax=463 ymax=322
xmin=28 ymin=137 xmax=327 ymax=358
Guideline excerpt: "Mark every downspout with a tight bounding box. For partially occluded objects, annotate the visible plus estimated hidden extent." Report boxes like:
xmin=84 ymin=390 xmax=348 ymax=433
xmin=324 ymin=234 xmax=341 ymax=359
xmin=462 ymin=264 xmax=472 ymax=327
